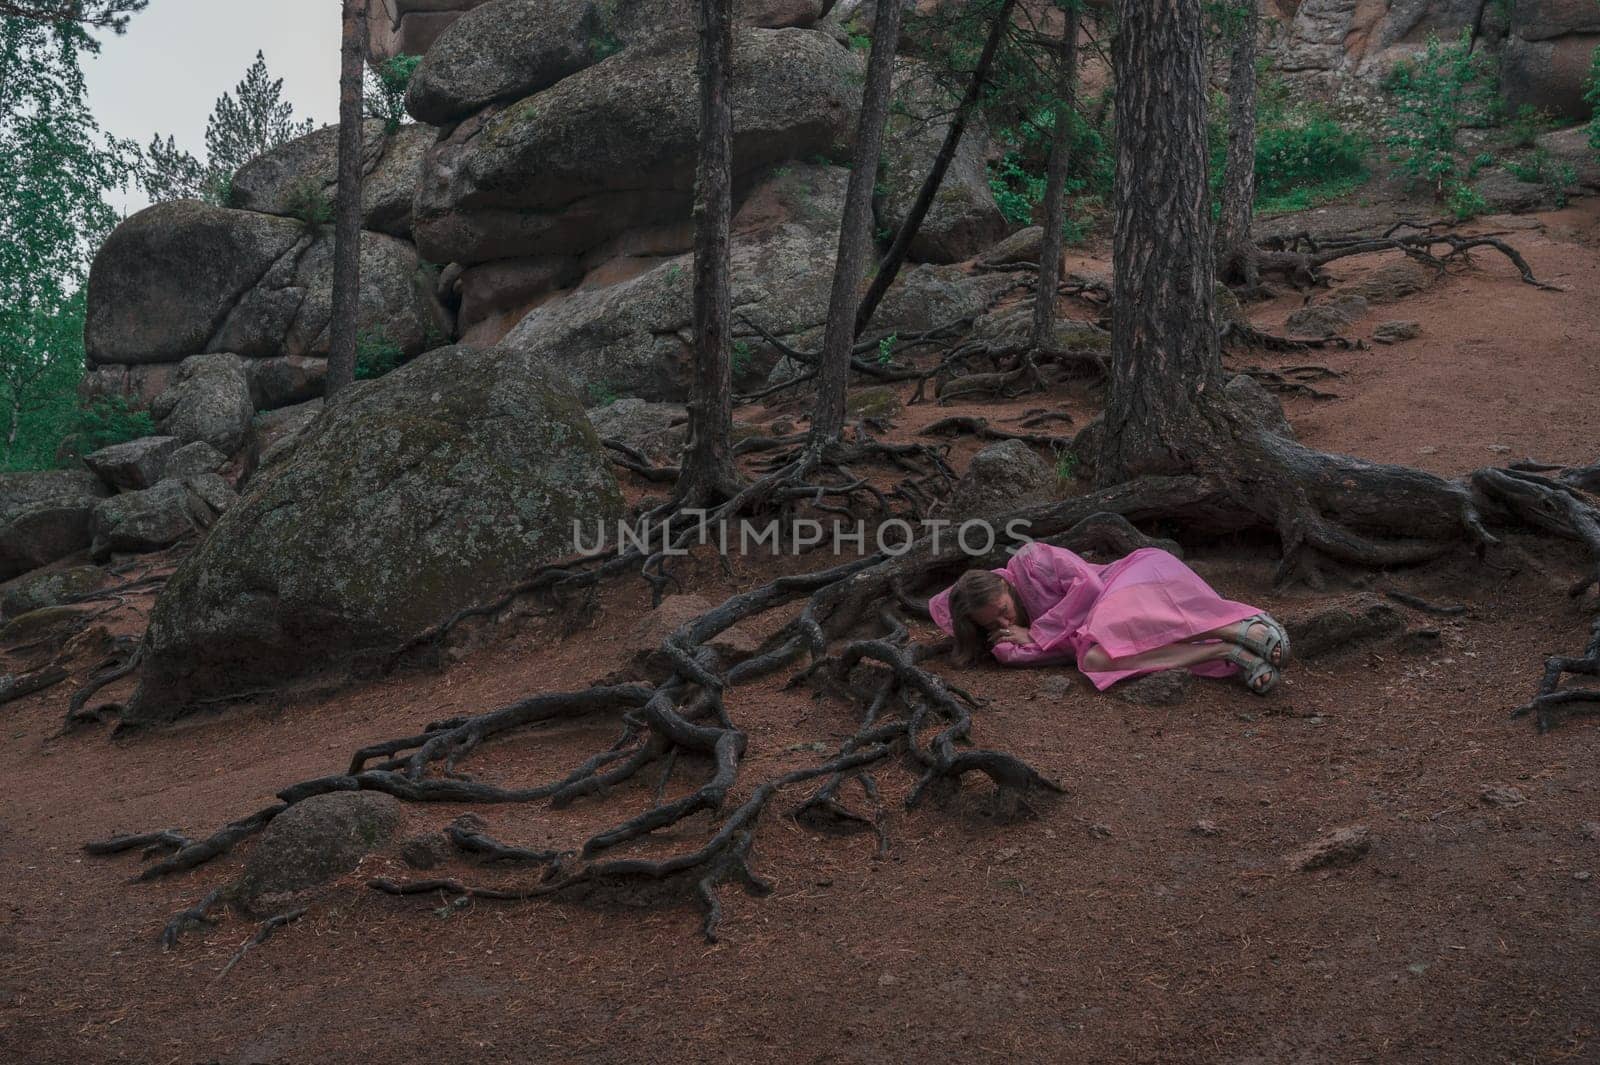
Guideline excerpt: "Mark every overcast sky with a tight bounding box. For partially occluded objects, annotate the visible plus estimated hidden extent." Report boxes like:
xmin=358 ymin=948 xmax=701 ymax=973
xmin=83 ymin=0 xmax=340 ymax=217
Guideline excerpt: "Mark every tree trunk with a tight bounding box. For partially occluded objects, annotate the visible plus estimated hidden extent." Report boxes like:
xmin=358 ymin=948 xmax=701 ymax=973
xmin=675 ymin=0 xmax=742 ymax=503
xmin=1029 ymin=1 xmax=1080 ymax=352
xmin=1216 ymin=0 xmax=1260 ymax=290
xmin=1098 ymin=0 xmax=1229 ymax=486
xmin=853 ymin=0 xmax=1017 ymax=338
xmin=810 ymin=0 xmax=906 ymax=446
xmin=324 ymin=0 xmax=368 ymax=399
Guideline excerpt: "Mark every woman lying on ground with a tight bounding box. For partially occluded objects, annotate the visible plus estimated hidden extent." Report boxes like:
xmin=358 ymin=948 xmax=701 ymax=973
xmin=928 ymin=541 xmax=1291 ymax=694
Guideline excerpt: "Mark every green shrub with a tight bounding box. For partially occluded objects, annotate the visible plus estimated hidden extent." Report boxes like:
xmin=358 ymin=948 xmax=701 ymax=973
xmin=985 ymin=99 xmax=1113 ymax=241
xmin=355 ymin=330 xmax=405 ymax=380
xmin=1254 ymin=117 xmax=1368 ymax=208
xmin=732 ymin=340 xmax=754 ymax=375
xmin=1506 ymin=148 xmax=1577 ymax=205
xmin=283 ymin=177 xmax=333 ymax=230
xmin=54 ymin=397 xmax=156 ymax=465
xmin=1502 ymin=104 xmax=1555 ymax=149
xmin=1445 ymin=181 xmax=1488 ymax=221
xmin=365 ymin=54 xmax=422 ymax=134
xmin=1382 ymin=29 xmax=1501 ymax=198
xmin=1586 ymin=44 xmax=1600 ymax=156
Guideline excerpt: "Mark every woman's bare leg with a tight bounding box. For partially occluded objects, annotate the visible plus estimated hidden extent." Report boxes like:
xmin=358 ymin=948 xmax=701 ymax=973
xmin=1185 ymin=618 xmax=1284 ymax=665
xmin=1080 ymin=639 xmax=1235 ymax=674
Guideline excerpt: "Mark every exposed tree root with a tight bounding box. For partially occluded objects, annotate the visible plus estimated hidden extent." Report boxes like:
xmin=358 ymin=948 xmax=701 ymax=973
xmin=1256 ymin=225 xmax=1563 ymax=292
xmin=0 ymin=665 xmax=68 ymax=708
xmin=215 ymin=908 xmax=306 ymax=981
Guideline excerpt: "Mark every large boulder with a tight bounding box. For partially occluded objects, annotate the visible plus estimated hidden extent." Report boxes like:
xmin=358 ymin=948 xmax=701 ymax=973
xmin=586 ymin=398 xmax=688 ymax=461
xmin=367 ymin=0 xmax=493 ymax=64
xmin=239 ymin=792 xmax=404 ymax=910
xmin=879 ymin=58 xmax=1008 ymax=263
xmin=0 ymin=471 xmax=110 ymax=580
xmin=88 ymin=479 xmax=205 ymax=560
xmin=413 ymin=27 xmax=861 ymax=266
xmin=499 ymin=164 xmax=998 ymax=401
xmin=150 ymin=355 xmax=256 ymax=456
xmin=82 ymin=436 xmax=180 ymax=491
xmin=230 ymin=122 xmax=435 ymax=240
xmin=85 ymin=204 xmax=450 ymax=376
xmin=406 ymin=0 xmax=830 ymax=127
xmin=85 ymin=202 xmax=302 ymax=365
xmin=77 ymin=363 xmax=176 ymax=412
xmin=0 ymin=564 xmax=103 ymax=620
xmin=1500 ymin=31 xmax=1600 ymax=120
xmin=208 ymin=229 xmax=450 ymax=363
xmin=125 ymin=344 xmax=622 ymax=721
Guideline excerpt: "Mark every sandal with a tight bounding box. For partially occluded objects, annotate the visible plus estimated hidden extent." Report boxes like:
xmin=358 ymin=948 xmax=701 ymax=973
xmin=1223 ymin=645 xmax=1281 ymax=695
xmin=1227 ymin=612 xmax=1291 ymax=669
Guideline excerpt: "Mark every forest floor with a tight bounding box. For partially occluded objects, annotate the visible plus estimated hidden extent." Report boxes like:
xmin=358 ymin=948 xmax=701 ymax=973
xmin=3 ymin=200 xmax=1599 ymax=1065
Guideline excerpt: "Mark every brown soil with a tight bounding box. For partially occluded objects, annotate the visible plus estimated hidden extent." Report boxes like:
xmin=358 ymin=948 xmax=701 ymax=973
xmin=3 ymin=202 xmax=1599 ymax=1065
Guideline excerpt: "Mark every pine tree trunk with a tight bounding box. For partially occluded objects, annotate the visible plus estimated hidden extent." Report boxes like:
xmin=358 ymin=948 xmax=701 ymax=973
xmin=1029 ymin=1 xmax=1079 ymax=352
xmin=853 ymin=0 xmax=1017 ymax=338
xmin=324 ymin=0 xmax=368 ymax=398
xmin=1216 ymin=0 xmax=1259 ymax=289
xmin=1097 ymin=0 xmax=1229 ymax=486
xmin=810 ymin=0 xmax=906 ymax=446
xmin=675 ymin=0 xmax=741 ymax=503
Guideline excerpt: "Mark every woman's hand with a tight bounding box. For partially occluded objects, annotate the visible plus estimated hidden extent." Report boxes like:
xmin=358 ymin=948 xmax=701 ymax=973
xmin=990 ymin=625 xmax=1035 ymax=648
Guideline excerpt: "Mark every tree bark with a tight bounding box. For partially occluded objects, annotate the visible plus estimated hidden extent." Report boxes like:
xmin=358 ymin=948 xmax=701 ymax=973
xmin=1216 ymin=0 xmax=1260 ymax=290
xmin=675 ymin=0 xmax=742 ymax=502
xmin=1029 ymin=1 xmax=1080 ymax=352
xmin=853 ymin=0 xmax=1018 ymax=338
xmin=810 ymin=0 xmax=906 ymax=446
xmin=1098 ymin=0 xmax=1229 ymax=485
xmin=324 ymin=0 xmax=368 ymax=399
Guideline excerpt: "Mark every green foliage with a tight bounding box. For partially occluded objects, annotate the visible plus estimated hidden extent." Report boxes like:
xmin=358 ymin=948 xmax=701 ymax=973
xmin=586 ymin=381 xmax=619 ymax=407
xmin=986 ymin=99 xmax=1114 ymax=242
xmin=1505 ymin=148 xmax=1576 ymax=206
xmin=1587 ymin=44 xmax=1600 ymax=156
xmin=877 ymin=333 xmax=898 ymax=366
xmin=1445 ymin=181 xmax=1488 ymax=221
xmin=1501 ymin=104 xmax=1555 ymax=150
xmin=1381 ymin=30 xmax=1500 ymax=201
xmin=139 ymin=50 xmax=315 ymax=205
xmin=52 ymin=396 xmax=155 ymax=466
xmin=282 ymin=177 xmax=333 ymax=230
xmin=365 ymin=53 xmax=422 ymax=134
xmin=846 ymin=26 xmax=872 ymax=52
xmin=1206 ymin=71 xmax=1368 ymax=216
xmin=1054 ymin=448 xmax=1079 ymax=484
xmin=0 ymin=18 xmax=137 ymax=470
xmin=732 ymin=340 xmax=754 ymax=375
xmin=354 ymin=330 xmax=405 ymax=381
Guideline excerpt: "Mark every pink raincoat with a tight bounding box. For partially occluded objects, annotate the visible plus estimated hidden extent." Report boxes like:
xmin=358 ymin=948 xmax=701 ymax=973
xmin=928 ymin=541 xmax=1263 ymax=690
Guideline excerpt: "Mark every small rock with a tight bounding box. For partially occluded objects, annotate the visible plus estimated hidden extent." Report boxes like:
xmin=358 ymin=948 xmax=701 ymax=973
xmin=947 ymin=439 xmax=1054 ymax=520
xmin=1418 ymin=446 xmax=1439 ymax=455
xmin=1112 ymin=670 xmax=1191 ymax=707
xmin=1580 ymin=821 xmax=1600 ymax=842
xmin=1399 ymin=629 xmax=1443 ymax=655
xmin=1287 ymin=825 xmax=1372 ymax=871
xmin=994 ymin=846 xmax=1021 ymax=863
xmin=878 ymin=973 xmax=901 ymax=987
xmin=162 ymin=440 xmax=229 ymax=480
xmin=1486 ymin=444 xmax=1512 ymax=455
xmin=1192 ymin=820 xmax=1221 ymax=837
xmin=1284 ymin=303 xmax=1353 ymax=338
xmin=1372 ymin=320 xmax=1421 ymax=344
xmin=1089 ymin=823 xmax=1113 ymax=839
xmin=1575 ymin=871 xmax=1592 ymax=882
xmin=239 ymin=792 xmax=403 ymax=912
xmin=1034 ymin=675 xmax=1076 ymax=701
xmin=845 ymin=386 xmax=902 ymax=422
xmin=1287 ymin=599 xmax=1405 ymax=660
xmin=400 ymin=832 xmax=452 ymax=870
xmin=1479 ymin=784 xmax=1528 ymax=808
xmin=1406 ymin=962 xmax=1429 ymax=977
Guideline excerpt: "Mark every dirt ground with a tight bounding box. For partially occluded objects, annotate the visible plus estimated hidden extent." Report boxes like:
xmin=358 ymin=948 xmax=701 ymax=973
xmin=3 ymin=201 xmax=1599 ymax=1065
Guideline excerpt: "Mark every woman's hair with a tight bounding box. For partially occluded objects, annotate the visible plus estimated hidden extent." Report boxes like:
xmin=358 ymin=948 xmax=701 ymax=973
xmin=948 ymin=569 xmax=1009 ymax=667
